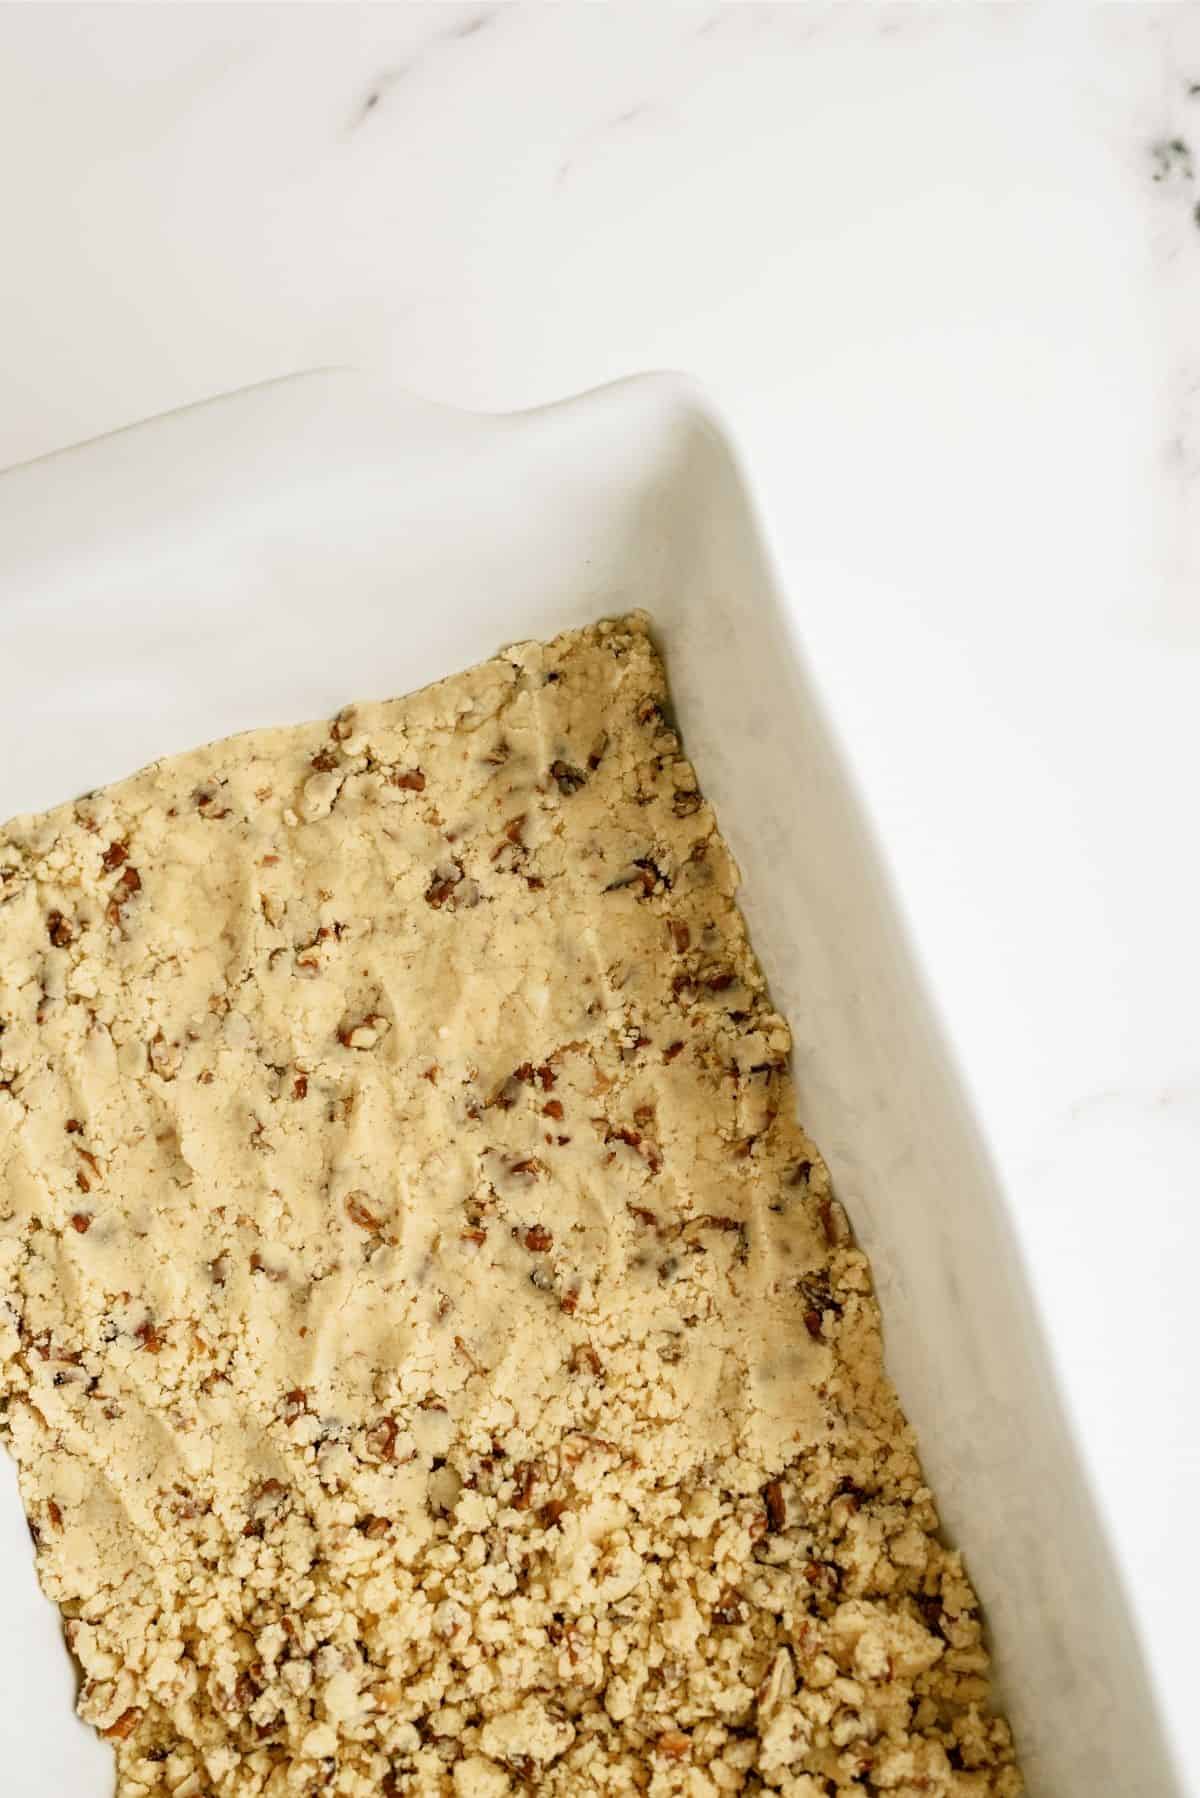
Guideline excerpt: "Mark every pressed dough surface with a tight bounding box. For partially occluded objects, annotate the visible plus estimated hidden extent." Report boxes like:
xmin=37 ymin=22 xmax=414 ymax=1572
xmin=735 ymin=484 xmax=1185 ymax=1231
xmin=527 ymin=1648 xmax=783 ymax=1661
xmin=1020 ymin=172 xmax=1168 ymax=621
xmin=0 ymin=617 xmax=1022 ymax=1796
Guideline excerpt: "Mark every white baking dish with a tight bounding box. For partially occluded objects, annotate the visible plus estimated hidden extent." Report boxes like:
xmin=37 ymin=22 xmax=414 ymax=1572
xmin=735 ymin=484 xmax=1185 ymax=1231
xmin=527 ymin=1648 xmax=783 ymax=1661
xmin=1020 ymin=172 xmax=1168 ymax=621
xmin=0 ymin=371 xmax=1181 ymax=1796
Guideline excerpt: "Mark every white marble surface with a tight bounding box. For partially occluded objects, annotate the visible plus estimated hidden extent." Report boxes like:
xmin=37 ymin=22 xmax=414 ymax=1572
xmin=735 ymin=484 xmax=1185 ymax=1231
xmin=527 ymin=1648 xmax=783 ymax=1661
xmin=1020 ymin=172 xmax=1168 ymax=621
xmin=1 ymin=1 xmax=1198 ymax=1778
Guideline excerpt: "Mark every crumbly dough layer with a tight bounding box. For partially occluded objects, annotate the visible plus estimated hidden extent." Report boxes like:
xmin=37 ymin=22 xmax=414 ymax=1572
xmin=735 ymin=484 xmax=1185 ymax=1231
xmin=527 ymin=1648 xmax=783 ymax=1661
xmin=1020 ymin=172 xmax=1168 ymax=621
xmin=0 ymin=617 xmax=1021 ymax=1797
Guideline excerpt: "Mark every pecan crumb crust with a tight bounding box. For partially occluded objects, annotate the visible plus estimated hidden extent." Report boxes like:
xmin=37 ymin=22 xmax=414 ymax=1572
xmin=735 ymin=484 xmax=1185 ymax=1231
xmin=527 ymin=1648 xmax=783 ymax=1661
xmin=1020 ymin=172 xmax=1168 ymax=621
xmin=0 ymin=615 xmax=1022 ymax=1797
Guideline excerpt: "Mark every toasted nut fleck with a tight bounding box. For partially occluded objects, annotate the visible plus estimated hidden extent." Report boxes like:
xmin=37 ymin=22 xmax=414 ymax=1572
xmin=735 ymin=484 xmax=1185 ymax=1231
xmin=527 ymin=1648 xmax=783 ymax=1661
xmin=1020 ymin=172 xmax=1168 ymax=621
xmin=102 ymin=1708 xmax=143 ymax=1741
xmin=511 ymin=1462 xmax=537 ymax=1509
xmin=425 ymin=859 xmax=465 ymax=908
xmin=279 ymin=1388 xmax=308 ymax=1424
xmin=249 ymin=1251 xmax=286 ymax=1283
xmin=345 ymin=1192 xmax=382 ymax=1232
xmin=819 ymin=1195 xmax=850 ymax=1246
xmin=549 ymin=759 xmax=586 ymax=795
xmin=686 ymin=1213 xmax=742 ymax=1234
xmin=46 ymin=910 xmax=73 ymax=948
xmin=366 ymin=1417 xmax=399 ymax=1461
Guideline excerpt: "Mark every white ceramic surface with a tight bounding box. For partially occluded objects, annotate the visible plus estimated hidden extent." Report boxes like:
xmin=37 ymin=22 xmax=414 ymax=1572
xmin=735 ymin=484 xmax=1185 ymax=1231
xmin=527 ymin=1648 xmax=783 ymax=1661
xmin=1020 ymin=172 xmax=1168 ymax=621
xmin=0 ymin=370 xmax=1184 ymax=1796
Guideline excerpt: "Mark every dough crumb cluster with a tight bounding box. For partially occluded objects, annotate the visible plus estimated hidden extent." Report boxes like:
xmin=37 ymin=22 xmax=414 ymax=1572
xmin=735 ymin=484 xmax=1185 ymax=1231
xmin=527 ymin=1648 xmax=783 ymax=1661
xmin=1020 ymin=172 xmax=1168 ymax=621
xmin=0 ymin=617 xmax=1022 ymax=1796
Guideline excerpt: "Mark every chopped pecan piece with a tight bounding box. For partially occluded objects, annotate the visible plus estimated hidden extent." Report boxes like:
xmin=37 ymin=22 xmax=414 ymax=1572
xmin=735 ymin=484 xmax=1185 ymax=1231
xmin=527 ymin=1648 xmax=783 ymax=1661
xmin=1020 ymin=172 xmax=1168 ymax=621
xmin=366 ymin=1416 xmax=400 ymax=1462
xmin=587 ymin=731 xmax=609 ymax=770
xmin=46 ymin=910 xmax=73 ymax=948
xmin=102 ymin=1708 xmax=143 ymax=1741
xmin=278 ymin=1388 xmax=308 ymax=1424
xmin=249 ymin=1251 xmax=286 ymax=1283
xmin=818 ymin=1195 xmax=850 ymax=1246
xmin=797 ymin=1270 xmax=840 ymax=1339
xmin=337 ymin=1012 xmax=389 ymax=1050
xmin=549 ymin=759 xmax=586 ymax=795
xmin=105 ymin=865 xmax=142 ymax=927
xmin=344 ymin=1192 xmax=382 ymax=1232
xmin=510 ymin=1462 xmax=537 ymax=1509
xmin=425 ymin=859 xmax=467 ymax=909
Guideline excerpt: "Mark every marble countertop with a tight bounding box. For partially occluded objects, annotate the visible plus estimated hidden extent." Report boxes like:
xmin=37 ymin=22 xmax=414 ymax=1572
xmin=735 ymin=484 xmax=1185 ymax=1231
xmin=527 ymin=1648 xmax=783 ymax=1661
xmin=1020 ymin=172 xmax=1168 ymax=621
xmin=1 ymin=3 xmax=1197 ymax=1776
